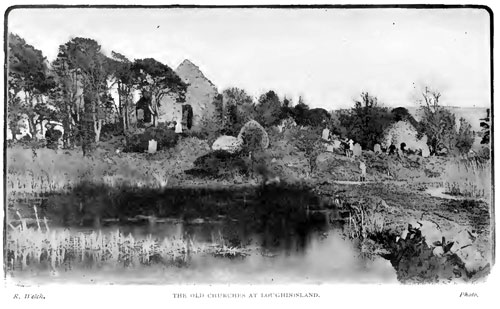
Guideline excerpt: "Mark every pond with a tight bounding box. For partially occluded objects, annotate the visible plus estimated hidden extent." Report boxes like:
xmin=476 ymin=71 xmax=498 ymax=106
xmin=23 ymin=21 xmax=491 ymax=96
xmin=7 ymin=183 xmax=398 ymax=284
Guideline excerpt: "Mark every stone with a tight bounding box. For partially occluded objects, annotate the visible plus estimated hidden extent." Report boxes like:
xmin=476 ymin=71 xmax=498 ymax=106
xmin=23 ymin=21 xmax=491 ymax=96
xmin=211 ymin=135 xmax=242 ymax=154
xmin=137 ymin=109 xmax=144 ymax=121
xmin=322 ymin=128 xmax=330 ymax=141
xmin=374 ymin=143 xmax=381 ymax=154
xmin=326 ymin=144 xmax=334 ymax=152
xmin=352 ymin=143 xmax=362 ymax=157
xmin=175 ymin=121 xmax=183 ymax=133
xmin=421 ymin=144 xmax=430 ymax=157
xmin=148 ymin=139 xmax=157 ymax=154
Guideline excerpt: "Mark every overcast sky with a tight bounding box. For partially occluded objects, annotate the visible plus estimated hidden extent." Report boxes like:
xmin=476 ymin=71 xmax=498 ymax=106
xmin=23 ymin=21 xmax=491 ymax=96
xmin=7 ymin=7 xmax=491 ymax=109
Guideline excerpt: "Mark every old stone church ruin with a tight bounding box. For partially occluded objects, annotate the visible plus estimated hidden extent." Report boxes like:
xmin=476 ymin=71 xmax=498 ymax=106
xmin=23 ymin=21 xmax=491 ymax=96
xmin=135 ymin=59 xmax=218 ymax=131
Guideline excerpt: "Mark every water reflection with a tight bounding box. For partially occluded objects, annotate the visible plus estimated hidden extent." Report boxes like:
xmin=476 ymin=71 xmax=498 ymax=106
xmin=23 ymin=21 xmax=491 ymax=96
xmin=8 ymin=185 xmax=397 ymax=283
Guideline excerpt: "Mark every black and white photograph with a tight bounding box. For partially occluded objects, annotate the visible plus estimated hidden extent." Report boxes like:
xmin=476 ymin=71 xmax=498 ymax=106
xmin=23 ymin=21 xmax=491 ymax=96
xmin=1 ymin=2 xmax=497 ymax=306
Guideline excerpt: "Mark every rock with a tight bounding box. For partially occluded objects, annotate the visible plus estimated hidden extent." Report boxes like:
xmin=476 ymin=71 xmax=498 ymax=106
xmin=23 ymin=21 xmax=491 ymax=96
xmin=211 ymin=135 xmax=242 ymax=154
xmin=374 ymin=143 xmax=381 ymax=154
xmin=443 ymin=228 xmax=486 ymax=272
xmin=326 ymin=144 xmax=334 ymax=152
xmin=402 ymin=220 xmax=442 ymax=245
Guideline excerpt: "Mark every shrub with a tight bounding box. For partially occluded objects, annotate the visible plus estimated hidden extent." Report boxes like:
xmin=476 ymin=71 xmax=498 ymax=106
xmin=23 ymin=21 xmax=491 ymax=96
xmin=100 ymin=122 xmax=123 ymax=141
xmin=186 ymin=150 xmax=249 ymax=178
xmin=238 ymin=120 xmax=269 ymax=154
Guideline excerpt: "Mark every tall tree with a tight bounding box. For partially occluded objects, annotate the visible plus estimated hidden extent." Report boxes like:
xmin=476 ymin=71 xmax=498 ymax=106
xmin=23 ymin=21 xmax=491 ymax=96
xmin=221 ymin=87 xmax=255 ymax=135
xmin=55 ymin=37 xmax=113 ymax=155
xmin=339 ymin=92 xmax=393 ymax=149
xmin=292 ymin=126 xmax=323 ymax=174
xmin=417 ymin=87 xmax=457 ymax=155
xmin=255 ymin=90 xmax=282 ymax=127
xmin=8 ymin=33 xmax=55 ymax=140
xmin=293 ymin=96 xmax=310 ymax=126
xmin=131 ymin=58 xmax=187 ymax=127
xmin=50 ymin=52 xmax=83 ymax=149
xmin=108 ymin=51 xmax=136 ymax=133
xmin=455 ymin=117 xmax=474 ymax=155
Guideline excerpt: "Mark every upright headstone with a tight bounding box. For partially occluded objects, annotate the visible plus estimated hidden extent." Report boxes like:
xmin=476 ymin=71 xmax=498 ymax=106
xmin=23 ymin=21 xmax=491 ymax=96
xmin=175 ymin=121 xmax=183 ymax=134
xmin=374 ymin=143 xmax=381 ymax=154
xmin=326 ymin=144 xmax=334 ymax=152
xmin=322 ymin=128 xmax=330 ymax=141
xmin=148 ymin=139 xmax=157 ymax=154
xmin=353 ymin=143 xmax=362 ymax=158
xmin=332 ymin=139 xmax=341 ymax=149
xmin=137 ymin=109 xmax=144 ymax=121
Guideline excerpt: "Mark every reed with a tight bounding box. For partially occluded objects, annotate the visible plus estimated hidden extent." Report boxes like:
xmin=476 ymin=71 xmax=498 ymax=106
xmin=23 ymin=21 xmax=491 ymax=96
xmin=6 ymin=207 xmax=252 ymax=272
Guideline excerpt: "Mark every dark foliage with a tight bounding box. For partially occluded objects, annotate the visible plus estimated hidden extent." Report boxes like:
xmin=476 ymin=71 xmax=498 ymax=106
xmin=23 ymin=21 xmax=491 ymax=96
xmin=455 ymin=117 xmax=475 ymax=155
xmin=391 ymin=107 xmax=419 ymax=128
xmin=339 ymin=92 xmax=393 ymax=149
xmin=417 ymin=87 xmax=458 ymax=155
xmin=125 ymin=125 xmax=179 ymax=152
xmin=255 ymin=90 xmax=282 ymax=127
xmin=286 ymin=99 xmax=331 ymax=127
xmin=186 ymin=150 xmax=249 ymax=178
xmin=480 ymin=108 xmax=490 ymax=145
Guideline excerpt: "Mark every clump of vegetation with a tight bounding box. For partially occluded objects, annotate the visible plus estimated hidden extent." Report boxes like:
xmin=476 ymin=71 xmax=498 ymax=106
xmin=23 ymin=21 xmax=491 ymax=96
xmin=185 ymin=150 xmax=249 ymax=179
xmin=339 ymin=92 xmax=393 ymax=150
xmin=6 ymin=208 xmax=252 ymax=271
xmin=383 ymin=224 xmax=489 ymax=283
xmin=125 ymin=125 xmax=179 ymax=152
xmin=445 ymin=182 xmax=486 ymax=198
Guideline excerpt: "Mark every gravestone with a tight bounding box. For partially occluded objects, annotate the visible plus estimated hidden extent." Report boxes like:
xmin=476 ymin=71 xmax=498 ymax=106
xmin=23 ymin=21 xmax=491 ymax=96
xmin=353 ymin=143 xmax=362 ymax=157
xmin=175 ymin=121 xmax=183 ymax=133
xmin=326 ymin=144 xmax=334 ymax=152
xmin=374 ymin=143 xmax=381 ymax=154
xmin=137 ymin=109 xmax=144 ymax=121
xmin=148 ymin=139 xmax=157 ymax=154
xmin=322 ymin=128 xmax=330 ymax=141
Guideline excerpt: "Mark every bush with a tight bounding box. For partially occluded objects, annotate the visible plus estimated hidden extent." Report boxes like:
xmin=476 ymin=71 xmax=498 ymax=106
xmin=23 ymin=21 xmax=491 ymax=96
xmin=191 ymin=115 xmax=221 ymax=145
xmin=125 ymin=125 xmax=179 ymax=153
xmin=9 ymin=135 xmax=47 ymax=150
xmin=186 ymin=150 xmax=249 ymax=178
xmin=100 ymin=122 xmax=123 ymax=141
